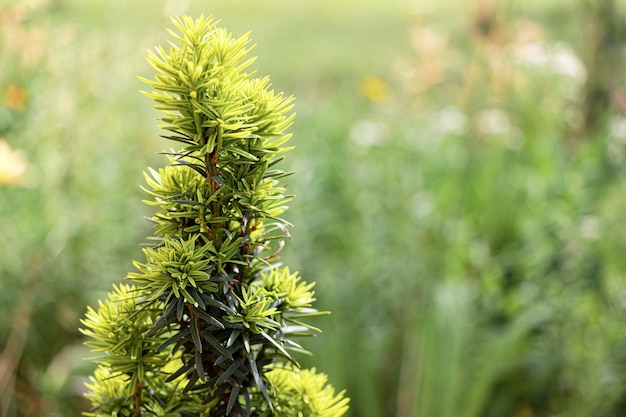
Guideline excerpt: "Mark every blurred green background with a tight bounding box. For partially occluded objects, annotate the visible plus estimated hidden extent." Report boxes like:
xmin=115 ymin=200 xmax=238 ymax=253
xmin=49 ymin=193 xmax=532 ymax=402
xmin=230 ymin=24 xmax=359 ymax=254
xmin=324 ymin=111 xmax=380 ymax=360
xmin=1 ymin=0 xmax=626 ymax=416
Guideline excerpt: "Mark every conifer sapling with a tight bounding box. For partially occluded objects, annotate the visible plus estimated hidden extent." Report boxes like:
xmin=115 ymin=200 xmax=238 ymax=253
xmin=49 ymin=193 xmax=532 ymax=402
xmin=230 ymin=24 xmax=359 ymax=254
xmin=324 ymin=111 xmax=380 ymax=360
xmin=80 ymin=15 xmax=349 ymax=417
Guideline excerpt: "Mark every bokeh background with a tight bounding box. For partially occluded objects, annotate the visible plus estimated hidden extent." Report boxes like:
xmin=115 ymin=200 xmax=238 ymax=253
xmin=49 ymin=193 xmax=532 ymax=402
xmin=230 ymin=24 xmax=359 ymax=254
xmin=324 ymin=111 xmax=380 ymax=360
xmin=1 ymin=0 xmax=626 ymax=416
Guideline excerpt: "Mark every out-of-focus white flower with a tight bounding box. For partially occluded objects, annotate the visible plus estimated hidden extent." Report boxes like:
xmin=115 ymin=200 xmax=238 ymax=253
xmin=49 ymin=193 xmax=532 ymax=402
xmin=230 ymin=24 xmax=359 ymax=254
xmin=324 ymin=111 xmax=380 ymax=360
xmin=475 ymin=109 xmax=524 ymax=150
xmin=476 ymin=108 xmax=511 ymax=135
xmin=611 ymin=116 xmax=626 ymax=140
xmin=433 ymin=106 xmax=468 ymax=134
xmin=511 ymin=42 xmax=587 ymax=82
xmin=349 ymin=120 xmax=389 ymax=148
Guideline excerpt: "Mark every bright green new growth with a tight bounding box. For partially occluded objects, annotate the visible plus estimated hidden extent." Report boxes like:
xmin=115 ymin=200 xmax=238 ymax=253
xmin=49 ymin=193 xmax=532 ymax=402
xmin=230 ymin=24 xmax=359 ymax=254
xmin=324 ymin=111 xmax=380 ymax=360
xmin=80 ymin=15 xmax=348 ymax=417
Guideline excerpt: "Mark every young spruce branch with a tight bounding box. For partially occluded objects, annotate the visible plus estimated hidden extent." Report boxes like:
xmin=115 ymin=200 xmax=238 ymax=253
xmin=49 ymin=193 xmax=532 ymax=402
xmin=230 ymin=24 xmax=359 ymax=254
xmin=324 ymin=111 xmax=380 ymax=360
xmin=80 ymin=15 xmax=349 ymax=417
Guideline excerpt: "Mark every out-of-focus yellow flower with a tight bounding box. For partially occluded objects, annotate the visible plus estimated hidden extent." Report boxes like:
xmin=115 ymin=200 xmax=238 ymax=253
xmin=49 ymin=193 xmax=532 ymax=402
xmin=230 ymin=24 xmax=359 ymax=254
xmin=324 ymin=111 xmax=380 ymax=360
xmin=3 ymin=84 xmax=28 ymax=111
xmin=0 ymin=139 xmax=28 ymax=185
xmin=358 ymin=76 xmax=391 ymax=103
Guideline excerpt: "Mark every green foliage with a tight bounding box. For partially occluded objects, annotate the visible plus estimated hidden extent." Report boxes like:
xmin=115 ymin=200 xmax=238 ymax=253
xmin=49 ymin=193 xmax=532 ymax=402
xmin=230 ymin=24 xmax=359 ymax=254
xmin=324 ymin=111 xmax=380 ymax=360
xmin=3 ymin=1 xmax=626 ymax=416
xmin=285 ymin=4 xmax=626 ymax=415
xmin=127 ymin=235 xmax=218 ymax=302
xmin=80 ymin=15 xmax=348 ymax=417
xmin=251 ymin=365 xmax=350 ymax=417
xmin=80 ymin=285 xmax=207 ymax=416
xmin=80 ymin=284 xmax=168 ymax=391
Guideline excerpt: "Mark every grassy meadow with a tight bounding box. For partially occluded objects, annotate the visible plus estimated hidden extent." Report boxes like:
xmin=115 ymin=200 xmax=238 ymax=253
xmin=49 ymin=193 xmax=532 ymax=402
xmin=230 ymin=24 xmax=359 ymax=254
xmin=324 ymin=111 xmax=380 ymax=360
xmin=1 ymin=0 xmax=626 ymax=416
